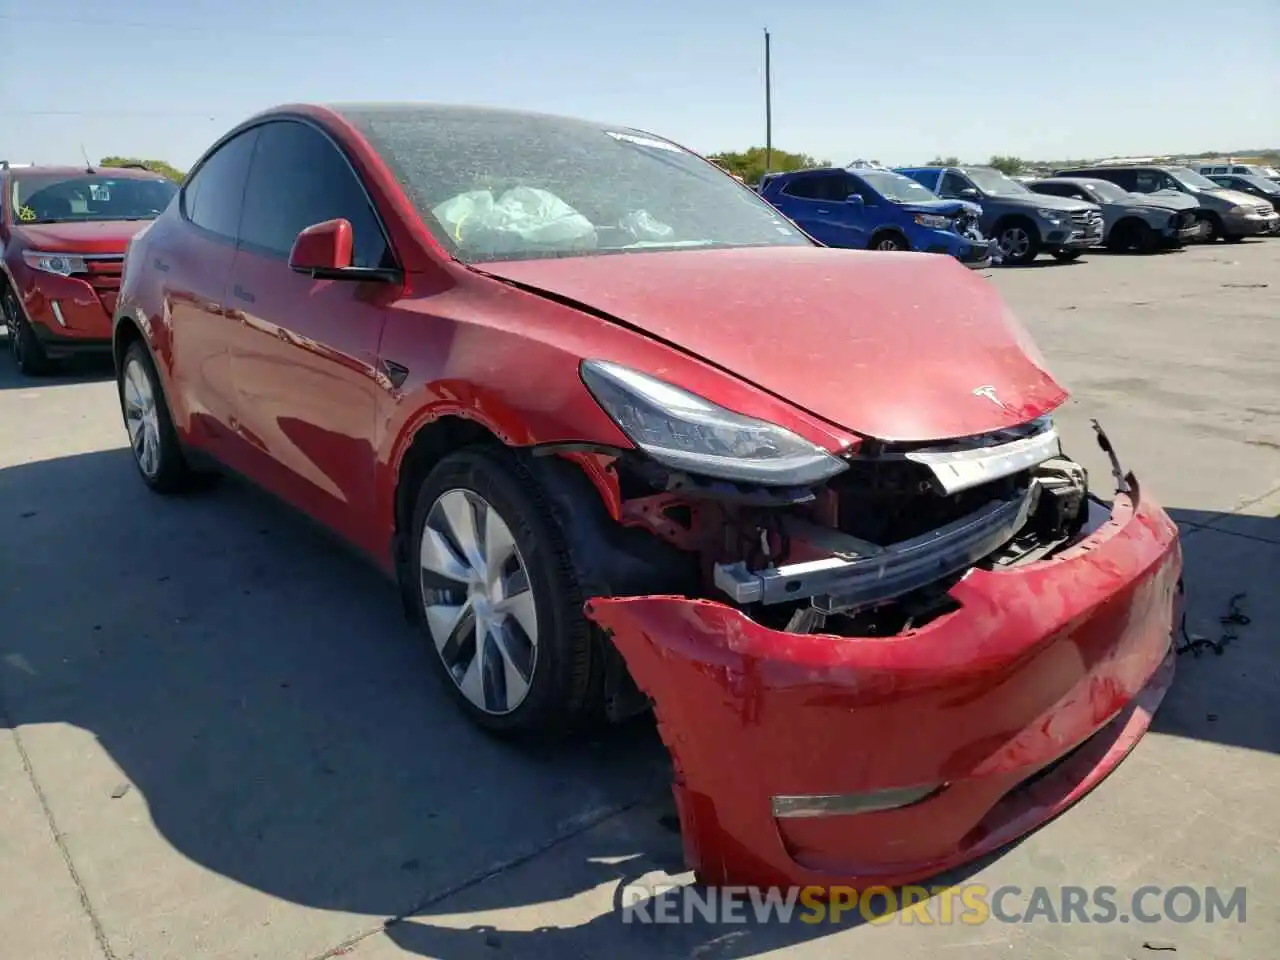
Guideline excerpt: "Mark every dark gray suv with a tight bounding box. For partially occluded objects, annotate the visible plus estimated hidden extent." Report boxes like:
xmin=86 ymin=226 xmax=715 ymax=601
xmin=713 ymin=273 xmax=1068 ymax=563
xmin=897 ymin=165 xmax=1102 ymax=265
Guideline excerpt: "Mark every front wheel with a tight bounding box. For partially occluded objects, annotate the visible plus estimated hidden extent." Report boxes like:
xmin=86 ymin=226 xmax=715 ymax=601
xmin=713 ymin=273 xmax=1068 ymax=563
xmin=3 ymin=288 xmax=53 ymax=376
xmin=995 ymin=222 xmax=1041 ymax=265
xmin=118 ymin=340 xmax=192 ymax=493
xmin=870 ymin=232 xmax=909 ymax=252
xmin=1201 ymin=213 xmax=1224 ymax=242
xmin=1051 ymin=249 xmax=1083 ymax=262
xmin=1134 ymin=221 xmax=1161 ymax=254
xmin=410 ymin=446 xmax=598 ymax=739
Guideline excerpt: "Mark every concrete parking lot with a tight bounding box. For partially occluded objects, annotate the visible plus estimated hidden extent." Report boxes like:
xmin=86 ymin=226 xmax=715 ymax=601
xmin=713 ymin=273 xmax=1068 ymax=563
xmin=2 ymin=240 xmax=1277 ymax=960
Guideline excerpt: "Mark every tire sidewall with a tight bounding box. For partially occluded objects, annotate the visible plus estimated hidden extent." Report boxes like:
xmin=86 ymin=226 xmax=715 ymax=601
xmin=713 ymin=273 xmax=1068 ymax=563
xmin=409 ymin=447 xmax=590 ymax=737
xmin=997 ymin=220 xmax=1040 ymax=265
xmin=4 ymin=289 xmax=50 ymax=375
xmin=118 ymin=340 xmax=186 ymax=492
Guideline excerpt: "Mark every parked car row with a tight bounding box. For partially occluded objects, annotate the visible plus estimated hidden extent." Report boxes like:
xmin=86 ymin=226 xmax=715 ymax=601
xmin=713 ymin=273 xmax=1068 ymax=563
xmin=756 ymin=160 xmax=1280 ymax=266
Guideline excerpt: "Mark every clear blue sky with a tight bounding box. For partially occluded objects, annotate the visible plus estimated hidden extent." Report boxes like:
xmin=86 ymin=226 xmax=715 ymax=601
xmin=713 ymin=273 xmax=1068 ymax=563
xmin=3 ymin=0 xmax=1277 ymax=170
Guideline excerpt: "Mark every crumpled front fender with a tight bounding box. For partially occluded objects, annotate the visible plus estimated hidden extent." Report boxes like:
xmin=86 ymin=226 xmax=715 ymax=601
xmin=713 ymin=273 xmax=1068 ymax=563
xmin=584 ymin=488 xmax=1181 ymax=891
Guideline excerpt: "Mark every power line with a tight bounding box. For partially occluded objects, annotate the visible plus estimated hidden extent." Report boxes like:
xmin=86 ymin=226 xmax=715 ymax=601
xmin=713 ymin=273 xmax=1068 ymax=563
xmin=0 ymin=13 xmax=400 ymax=40
xmin=0 ymin=110 xmax=226 ymax=118
xmin=1 ymin=110 xmax=226 ymax=118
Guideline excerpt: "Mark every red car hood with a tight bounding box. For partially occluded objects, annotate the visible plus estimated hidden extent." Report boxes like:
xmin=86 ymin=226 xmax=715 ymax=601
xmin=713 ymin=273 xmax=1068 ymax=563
xmin=12 ymin=220 xmax=150 ymax=254
xmin=477 ymin=246 xmax=1067 ymax=442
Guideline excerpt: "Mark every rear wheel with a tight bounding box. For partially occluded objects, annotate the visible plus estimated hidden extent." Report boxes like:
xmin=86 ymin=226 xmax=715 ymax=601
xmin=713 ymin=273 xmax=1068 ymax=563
xmin=3 ymin=288 xmax=53 ymax=376
xmin=410 ymin=446 xmax=598 ymax=739
xmin=118 ymin=340 xmax=192 ymax=493
xmin=995 ymin=220 xmax=1040 ymax=265
xmin=870 ymin=231 xmax=909 ymax=252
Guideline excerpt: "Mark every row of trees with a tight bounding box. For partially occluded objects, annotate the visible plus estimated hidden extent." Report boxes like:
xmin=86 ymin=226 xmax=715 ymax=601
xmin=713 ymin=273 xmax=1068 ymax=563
xmin=710 ymin=148 xmax=1032 ymax=184
xmin=98 ymin=156 xmax=186 ymax=182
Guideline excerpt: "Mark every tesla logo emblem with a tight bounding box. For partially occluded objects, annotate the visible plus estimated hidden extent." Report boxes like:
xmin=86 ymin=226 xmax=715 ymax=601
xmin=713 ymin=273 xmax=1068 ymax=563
xmin=972 ymin=385 xmax=1002 ymax=406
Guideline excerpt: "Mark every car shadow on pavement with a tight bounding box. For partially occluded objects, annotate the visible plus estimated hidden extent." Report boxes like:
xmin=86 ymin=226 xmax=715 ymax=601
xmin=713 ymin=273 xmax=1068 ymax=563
xmin=0 ymin=341 xmax=115 ymax=389
xmin=994 ymin=258 xmax=1086 ymax=269
xmin=0 ymin=448 xmax=1275 ymax=960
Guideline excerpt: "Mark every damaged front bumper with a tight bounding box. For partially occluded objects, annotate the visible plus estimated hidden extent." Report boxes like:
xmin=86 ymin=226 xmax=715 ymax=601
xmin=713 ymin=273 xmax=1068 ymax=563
xmin=586 ymin=475 xmax=1182 ymax=890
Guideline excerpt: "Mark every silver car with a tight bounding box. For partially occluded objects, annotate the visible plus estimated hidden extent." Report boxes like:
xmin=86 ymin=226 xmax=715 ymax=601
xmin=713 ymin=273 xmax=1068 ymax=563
xmin=1054 ymin=164 xmax=1280 ymax=242
xmin=1028 ymin=177 xmax=1202 ymax=252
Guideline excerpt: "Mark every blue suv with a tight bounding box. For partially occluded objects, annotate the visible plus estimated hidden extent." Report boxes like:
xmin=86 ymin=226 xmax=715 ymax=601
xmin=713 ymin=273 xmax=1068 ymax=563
xmin=758 ymin=166 xmax=993 ymax=267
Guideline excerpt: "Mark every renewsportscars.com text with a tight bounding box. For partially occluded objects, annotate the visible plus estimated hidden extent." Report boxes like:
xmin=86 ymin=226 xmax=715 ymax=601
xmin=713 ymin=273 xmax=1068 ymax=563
xmin=618 ymin=883 xmax=1247 ymax=926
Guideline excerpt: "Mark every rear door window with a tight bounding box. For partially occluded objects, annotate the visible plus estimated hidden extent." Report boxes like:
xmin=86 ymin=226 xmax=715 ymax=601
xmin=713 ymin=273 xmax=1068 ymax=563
xmin=780 ymin=173 xmax=849 ymax=202
xmin=238 ymin=119 xmax=391 ymax=268
xmin=183 ymin=128 xmax=259 ymax=241
xmin=938 ymin=171 xmax=971 ymax=198
xmin=1033 ymin=183 xmax=1069 ymax=198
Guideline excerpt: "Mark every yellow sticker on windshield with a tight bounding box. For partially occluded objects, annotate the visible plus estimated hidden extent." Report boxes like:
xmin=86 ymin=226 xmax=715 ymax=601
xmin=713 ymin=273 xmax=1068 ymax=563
xmin=17 ymin=205 xmax=35 ymax=222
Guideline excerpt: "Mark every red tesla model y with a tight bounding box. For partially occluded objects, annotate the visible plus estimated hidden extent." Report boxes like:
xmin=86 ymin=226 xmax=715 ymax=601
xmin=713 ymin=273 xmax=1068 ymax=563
xmin=114 ymin=103 xmax=1182 ymax=892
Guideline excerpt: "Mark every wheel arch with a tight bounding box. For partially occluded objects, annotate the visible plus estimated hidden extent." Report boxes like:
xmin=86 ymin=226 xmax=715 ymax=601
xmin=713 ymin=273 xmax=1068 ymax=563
xmin=387 ymin=410 xmax=625 ymax=574
xmin=112 ymin=310 xmax=146 ymax=377
xmin=991 ymin=211 xmax=1039 ymax=236
xmin=868 ymin=227 xmax=910 ymax=250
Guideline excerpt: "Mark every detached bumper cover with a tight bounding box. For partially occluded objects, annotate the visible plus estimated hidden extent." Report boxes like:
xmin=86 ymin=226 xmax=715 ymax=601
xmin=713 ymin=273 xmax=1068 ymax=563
xmin=586 ymin=480 xmax=1181 ymax=889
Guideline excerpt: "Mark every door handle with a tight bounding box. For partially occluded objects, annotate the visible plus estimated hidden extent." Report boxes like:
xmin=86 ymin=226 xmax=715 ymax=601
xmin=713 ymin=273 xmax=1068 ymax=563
xmin=153 ymin=257 xmax=170 ymax=272
xmin=816 ymin=208 xmax=831 ymax=214
xmin=233 ymin=284 xmax=255 ymax=304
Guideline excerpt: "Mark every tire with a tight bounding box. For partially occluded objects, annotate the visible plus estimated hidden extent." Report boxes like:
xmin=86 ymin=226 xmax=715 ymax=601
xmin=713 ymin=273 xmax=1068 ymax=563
xmin=1105 ymin=221 xmax=1132 ymax=252
xmin=1201 ymin=213 xmax=1224 ymax=242
xmin=3 ymin=288 xmax=54 ymax=376
xmin=994 ymin=219 xmax=1041 ymax=265
xmin=1223 ymin=234 xmax=1245 ymax=243
xmin=1133 ymin=221 xmax=1161 ymax=254
xmin=117 ymin=340 xmax=192 ymax=493
xmin=1052 ymin=249 xmax=1083 ymax=262
xmin=410 ymin=445 xmax=596 ymax=739
xmin=869 ymin=231 xmax=909 ymax=252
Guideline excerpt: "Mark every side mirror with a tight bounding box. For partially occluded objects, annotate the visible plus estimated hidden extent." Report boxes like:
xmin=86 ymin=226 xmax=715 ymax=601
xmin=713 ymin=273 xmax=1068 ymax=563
xmin=846 ymin=193 xmax=865 ymax=207
xmin=290 ymin=219 xmax=354 ymax=275
xmin=289 ymin=219 xmax=401 ymax=283
xmin=960 ymin=187 xmax=979 ymax=199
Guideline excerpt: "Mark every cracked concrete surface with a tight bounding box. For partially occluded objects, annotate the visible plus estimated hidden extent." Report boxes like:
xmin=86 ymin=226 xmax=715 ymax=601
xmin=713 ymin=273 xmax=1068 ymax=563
xmin=1 ymin=240 xmax=1277 ymax=959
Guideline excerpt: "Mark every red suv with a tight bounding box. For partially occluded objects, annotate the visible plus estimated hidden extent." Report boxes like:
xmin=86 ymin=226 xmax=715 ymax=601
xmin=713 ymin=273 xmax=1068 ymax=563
xmin=2 ymin=163 xmax=178 ymax=374
xmin=115 ymin=103 xmax=1181 ymax=893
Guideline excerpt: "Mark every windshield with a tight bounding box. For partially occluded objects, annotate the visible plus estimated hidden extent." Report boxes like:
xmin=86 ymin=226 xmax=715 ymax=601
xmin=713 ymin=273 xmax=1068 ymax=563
xmin=963 ymin=168 xmax=1030 ymax=196
xmin=1080 ymin=180 xmax=1129 ymax=203
xmin=12 ymin=174 xmax=177 ymax=224
xmin=857 ymin=170 xmax=940 ymax=203
xmin=335 ymin=104 xmax=812 ymax=262
xmin=1241 ymin=176 xmax=1280 ymax=194
xmin=1166 ymin=167 xmax=1222 ymax=191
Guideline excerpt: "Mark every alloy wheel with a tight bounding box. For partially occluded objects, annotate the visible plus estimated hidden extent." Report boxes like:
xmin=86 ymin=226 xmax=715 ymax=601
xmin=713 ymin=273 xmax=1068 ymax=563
xmin=999 ymin=226 xmax=1031 ymax=259
xmin=4 ymin=298 xmax=22 ymax=365
xmin=122 ymin=357 xmax=162 ymax=478
xmin=875 ymin=236 xmax=904 ymax=251
xmin=419 ymin=489 xmax=538 ymax=715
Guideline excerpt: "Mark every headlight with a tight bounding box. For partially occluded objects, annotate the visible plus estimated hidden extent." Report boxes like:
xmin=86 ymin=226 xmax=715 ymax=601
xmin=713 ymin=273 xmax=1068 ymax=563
xmin=1035 ymin=208 xmax=1062 ymax=222
xmin=580 ymin=359 xmax=848 ymax=486
xmin=913 ymin=213 xmax=950 ymax=229
xmin=22 ymin=252 xmax=88 ymax=276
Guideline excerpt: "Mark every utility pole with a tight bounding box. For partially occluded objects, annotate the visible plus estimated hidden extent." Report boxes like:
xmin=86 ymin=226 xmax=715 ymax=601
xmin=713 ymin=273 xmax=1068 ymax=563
xmin=764 ymin=28 xmax=773 ymax=173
